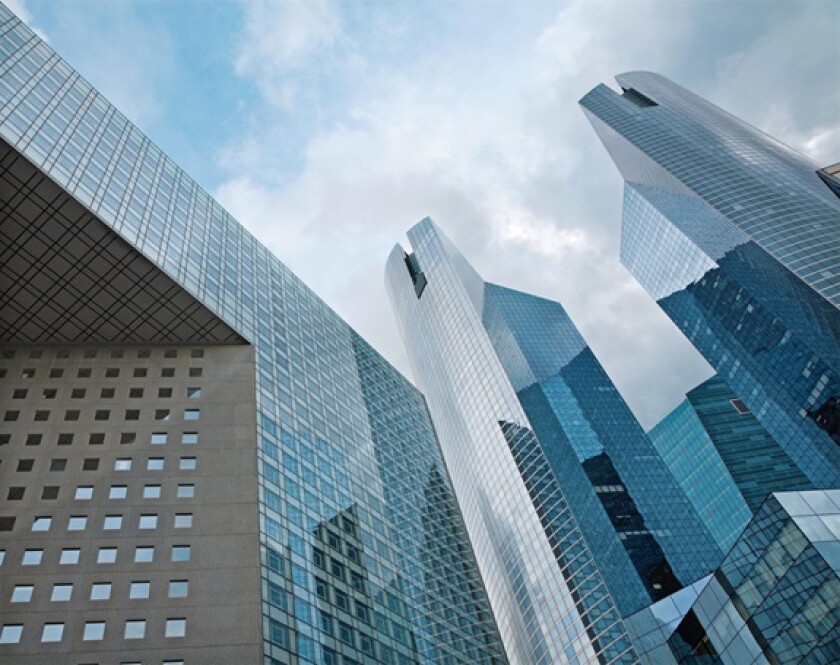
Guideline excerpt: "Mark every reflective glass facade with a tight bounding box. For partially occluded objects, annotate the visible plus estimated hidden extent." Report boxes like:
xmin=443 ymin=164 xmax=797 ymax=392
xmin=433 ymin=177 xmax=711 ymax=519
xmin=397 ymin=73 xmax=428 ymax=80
xmin=0 ymin=7 xmax=507 ymax=664
xmin=580 ymin=72 xmax=840 ymax=489
xmin=386 ymin=219 xmax=720 ymax=663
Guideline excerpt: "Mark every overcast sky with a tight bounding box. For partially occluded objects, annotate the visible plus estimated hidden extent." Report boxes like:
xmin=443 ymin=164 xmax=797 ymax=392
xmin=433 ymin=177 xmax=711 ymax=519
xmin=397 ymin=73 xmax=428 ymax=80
xmin=11 ymin=0 xmax=840 ymax=428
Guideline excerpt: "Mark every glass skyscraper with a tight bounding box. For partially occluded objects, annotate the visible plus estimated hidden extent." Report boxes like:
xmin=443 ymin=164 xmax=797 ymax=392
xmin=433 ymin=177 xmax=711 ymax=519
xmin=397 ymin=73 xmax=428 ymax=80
xmin=0 ymin=6 xmax=506 ymax=664
xmin=386 ymin=218 xmax=721 ymax=664
xmin=579 ymin=71 xmax=840 ymax=489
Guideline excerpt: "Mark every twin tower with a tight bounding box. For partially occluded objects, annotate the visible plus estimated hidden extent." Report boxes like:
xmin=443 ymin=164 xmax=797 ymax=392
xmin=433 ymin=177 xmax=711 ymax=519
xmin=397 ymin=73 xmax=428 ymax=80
xmin=1 ymin=6 xmax=839 ymax=665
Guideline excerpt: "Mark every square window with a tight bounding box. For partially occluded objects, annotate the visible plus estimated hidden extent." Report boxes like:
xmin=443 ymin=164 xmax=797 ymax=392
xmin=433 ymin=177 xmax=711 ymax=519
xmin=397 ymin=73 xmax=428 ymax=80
xmin=177 ymin=484 xmax=195 ymax=498
xmin=41 ymin=623 xmax=64 ymax=643
xmin=129 ymin=387 xmax=144 ymax=398
xmin=139 ymin=514 xmax=158 ymax=529
xmin=189 ymin=367 xmax=202 ymax=378
xmin=22 ymin=549 xmax=43 ymax=565
xmin=60 ymin=549 xmax=80 ymax=565
xmin=190 ymin=349 xmax=204 ymax=358
xmin=11 ymin=585 xmax=33 ymax=603
xmin=151 ymin=432 xmax=168 ymax=445
xmin=64 ymin=410 xmax=80 ymax=421
xmin=182 ymin=432 xmax=198 ymax=445
xmin=77 ymin=368 xmax=92 ymax=378
xmin=115 ymin=458 xmax=132 ymax=471
xmin=68 ymin=516 xmax=87 ymax=531
xmin=124 ymin=409 xmax=140 ymax=420
xmin=171 ymin=545 xmax=191 ymax=562
xmin=110 ymin=485 xmax=128 ymax=499
xmin=174 ymin=514 xmax=193 ymax=529
xmin=133 ymin=368 xmax=147 ymax=378
xmin=12 ymin=388 xmax=27 ymax=399
xmin=0 ymin=625 xmax=23 ymax=644
xmin=143 ymin=484 xmax=161 ymax=499
xmin=168 ymin=580 xmax=188 ymax=598
xmin=48 ymin=369 xmax=63 ymax=378
xmin=32 ymin=516 xmax=52 ymax=532
xmin=95 ymin=410 xmax=110 ymax=421
xmin=71 ymin=388 xmax=86 ymax=399
xmin=129 ymin=581 xmax=150 ymax=599
xmin=187 ymin=387 xmax=201 ymax=398
xmin=184 ymin=409 xmax=200 ymax=421
xmin=83 ymin=458 xmax=100 ymax=471
xmin=83 ymin=350 xmax=96 ymax=359
xmin=4 ymin=410 xmax=19 ymax=421
xmin=50 ymin=458 xmax=67 ymax=471
xmin=158 ymin=387 xmax=173 ymax=398
xmin=165 ymin=618 xmax=186 ymax=638
xmin=75 ymin=486 xmax=94 ymax=500
xmin=124 ymin=620 xmax=146 ymax=640
xmin=0 ymin=517 xmax=15 ymax=531
xmin=43 ymin=387 xmax=57 ymax=398
xmin=155 ymin=409 xmax=171 ymax=421
xmin=83 ymin=621 xmax=105 ymax=641
xmin=41 ymin=486 xmax=59 ymax=500
xmin=110 ymin=349 xmax=124 ymax=359
xmin=0 ymin=434 xmax=8 ymax=446
xmin=57 ymin=433 xmax=74 ymax=445
xmin=97 ymin=547 xmax=117 ymax=564
xmin=162 ymin=367 xmax=175 ymax=377
xmin=25 ymin=433 xmax=42 ymax=446
xmin=135 ymin=546 xmax=154 ymax=563
xmin=34 ymin=410 xmax=50 ymax=421
xmin=21 ymin=368 xmax=35 ymax=378
xmin=51 ymin=584 xmax=73 ymax=602
xmin=100 ymin=388 xmax=115 ymax=398
xmin=147 ymin=458 xmax=164 ymax=471
xmin=103 ymin=515 xmax=123 ymax=530
xmin=0 ymin=550 xmax=4 ymax=565
xmin=179 ymin=457 xmax=197 ymax=471
xmin=137 ymin=349 xmax=151 ymax=359
xmin=7 ymin=486 xmax=25 ymax=500
xmin=17 ymin=459 xmax=34 ymax=472
xmin=90 ymin=583 xmax=111 ymax=601
xmin=105 ymin=368 xmax=120 ymax=378
xmin=164 ymin=349 xmax=178 ymax=358
xmin=120 ymin=432 xmax=137 ymax=445
xmin=89 ymin=433 xmax=105 ymax=445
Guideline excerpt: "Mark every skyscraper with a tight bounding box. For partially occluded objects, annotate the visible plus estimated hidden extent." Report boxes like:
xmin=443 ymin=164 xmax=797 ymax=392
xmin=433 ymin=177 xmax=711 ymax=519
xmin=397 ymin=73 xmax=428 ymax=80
xmin=579 ymin=71 xmax=840 ymax=489
xmin=386 ymin=218 xmax=720 ymax=664
xmin=0 ymin=6 xmax=507 ymax=664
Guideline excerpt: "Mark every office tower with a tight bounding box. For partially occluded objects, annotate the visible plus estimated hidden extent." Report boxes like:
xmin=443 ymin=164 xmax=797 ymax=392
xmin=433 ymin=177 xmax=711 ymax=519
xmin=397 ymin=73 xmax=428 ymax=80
xmin=0 ymin=6 xmax=507 ymax=665
xmin=579 ymin=71 xmax=840 ymax=489
xmin=386 ymin=218 xmax=721 ymax=664
xmin=650 ymin=374 xmax=814 ymax=554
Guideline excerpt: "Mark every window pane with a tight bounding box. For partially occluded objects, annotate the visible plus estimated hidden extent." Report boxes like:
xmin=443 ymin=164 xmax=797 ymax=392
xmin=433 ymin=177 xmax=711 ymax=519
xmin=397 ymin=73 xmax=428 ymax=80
xmin=90 ymin=583 xmax=111 ymax=600
xmin=60 ymin=549 xmax=80 ymax=565
xmin=124 ymin=620 xmax=146 ymax=639
xmin=11 ymin=585 xmax=33 ymax=603
xmin=129 ymin=581 xmax=150 ymax=599
xmin=51 ymin=584 xmax=72 ymax=602
xmin=165 ymin=618 xmax=186 ymax=638
xmin=41 ymin=623 xmax=64 ymax=642
xmin=168 ymin=580 xmax=188 ymax=598
xmin=83 ymin=621 xmax=105 ymax=641
xmin=109 ymin=485 xmax=128 ymax=499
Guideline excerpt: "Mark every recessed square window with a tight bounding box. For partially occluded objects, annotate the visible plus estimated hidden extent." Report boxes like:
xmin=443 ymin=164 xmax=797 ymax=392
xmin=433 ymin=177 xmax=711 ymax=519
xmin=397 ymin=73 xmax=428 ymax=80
xmin=95 ymin=410 xmax=110 ymax=421
xmin=184 ymin=409 xmax=200 ymax=421
xmin=83 ymin=350 xmax=97 ymax=359
xmin=186 ymin=387 xmax=201 ymax=398
xmin=68 ymin=516 xmax=87 ymax=531
xmin=0 ymin=550 xmax=5 ymax=565
xmin=0 ymin=517 xmax=15 ymax=531
xmin=41 ymin=486 xmax=59 ymax=500
xmin=103 ymin=515 xmax=123 ymax=530
xmin=124 ymin=409 xmax=140 ymax=421
xmin=41 ymin=623 xmax=64 ymax=643
xmin=171 ymin=545 xmax=191 ymax=562
xmin=83 ymin=458 xmax=100 ymax=471
xmin=120 ymin=432 xmax=137 ymax=445
xmin=64 ymin=410 xmax=80 ymax=421
xmin=190 ymin=349 xmax=204 ymax=359
xmin=129 ymin=580 xmax=150 ymax=599
xmin=4 ymin=410 xmax=19 ymax=421
xmin=124 ymin=620 xmax=146 ymax=640
xmin=164 ymin=349 xmax=178 ymax=358
xmin=75 ymin=486 xmax=94 ymax=500
xmin=50 ymin=458 xmax=67 ymax=471
xmin=7 ymin=487 xmax=25 ymax=500
xmin=22 ymin=549 xmax=43 ymax=565
xmin=182 ymin=432 xmax=198 ymax=445
xmin=60 ymin=548 xmax=80 ymax=565
xmin=174 ymin=514 xmax=193 ymax=529
xmin=168 ymin=580 xmax=188 ymax=598
xmin=139 ymin=514 xmax=158 ymax=529
xmin=97 ymin=547 xmax=117 ymax=564
xmin=110 ymin=349 xmax=124 ymax=359
xmin=71 ymin=388 xmax=86 ymax=399
xmin=129 ymin=387 xmax=144 ymax=398
xmin=32 ymin=516 xmax=52 ymax=532
xmin=17 ymin=459 xmax=34 ymax=472
xmin=89 ymin=432 xmax=105 ymax=445
xmin=151 ymin=432 xmax=168 ymax=445
xmin=143 ymin=484 xmax=161 ymax=499
xmin=26 ymin=433 xmax=42 ymax=445
xmin=48 ymin=369 xmax=63 ymax=378
xmin=105 ymin=368 xmax=120 ymax=378
xmin=133 ymin=368 xmax=147 ymax=378
xmin=158 ymin=387 xmax=173 ymax=398
xmin=0 ymin=434 xmax=8 ymax=446
xmin=57 ymin=433 xmax=74 ymax=445
xmin=51 ymin=584 xmax=73 ymax=602
xmin=77 ymin=368 xmax=92 ymax=378
xmin=12 ymin=388 xmax=27 ymax=399
xmin=90 ymin=583 xmax=111 ymax=601
xmin=179 ymin=457 xmax=197 ymax=471
xmin=137 ymin=349 xmax=151 ymax=359
xmin=11 ymin=585 xmax=33 ymax=603
xmin=34 ymin=410 xmax=50 ymax=421
xmin=110 ymin=485 xmax=128 ymax=499
xmin=21 ymin=368 xmax=35 ymax=378
xmin=177 ymin=484 xmax=194 ymax=498
xmin=83 ymin=621 xmax=105 ymax=641
xmin=0 ymin=625 xmax=23 ymax=644
xmin=162 ymin=367 xmax=175 ymax=377
xmin=188 ymin=367 xmax=202 ymax=378
xmin=42 ymin=387 xmax=57 ymax=398
xmin=100 ymin=388 xmax=115 ymax=398
xmin=115 ymin=458 xmax=132 ymax=471
xmin=147 ymin=457 xmax=164 ymax=471
xmin=165 ymin=618 xmax=186 ymax=638
xmin=155 ymin=409 xmax=171 ymax=421
xmin=135 ymin=546 xmax=154 ymax=563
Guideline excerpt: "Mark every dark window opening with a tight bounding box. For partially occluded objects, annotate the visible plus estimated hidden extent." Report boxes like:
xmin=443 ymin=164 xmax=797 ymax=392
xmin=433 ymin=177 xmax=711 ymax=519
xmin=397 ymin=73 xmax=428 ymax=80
xmin=730 ymin=398 xmax=749 ymax=414
xmin=403 ymin=252 xmax=428 ymax=298
xmin=621 ymin=87 xmax=658 ymax=108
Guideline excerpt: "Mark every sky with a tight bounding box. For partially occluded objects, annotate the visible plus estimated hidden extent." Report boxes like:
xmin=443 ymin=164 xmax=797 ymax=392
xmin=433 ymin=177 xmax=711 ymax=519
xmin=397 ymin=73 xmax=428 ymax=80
xmin=10 ymin=0 xmax=840 ymax=429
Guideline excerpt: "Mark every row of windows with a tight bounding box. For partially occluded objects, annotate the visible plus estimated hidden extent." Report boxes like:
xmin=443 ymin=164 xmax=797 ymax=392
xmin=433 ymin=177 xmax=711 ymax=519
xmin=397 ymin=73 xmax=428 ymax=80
xmin=0 ymin=483 xmax=194 ymax=502
xmin=1 ymin=430 xmax=199 ymax=446
xmin=0 ymin=544 xmax=191 ymax=565
xmin=3 ymin=408 xmax=200 ymax=421
xmin=0 ymin=617 xmax=187 ymax=643
xmin=8 ymin=579 xmax=188 ymax=602
xmin=1 ymin=348 xmax=205 ymax=360
xmin=7 ymin=386 xmax=202 ymax=399
xmin=15 ymin=512 xmax=193 ymax=531
xmin=4 ymin=455 xmax=196 ymax=473
xmin=2 ymin=366 xmax=203 ymax=379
